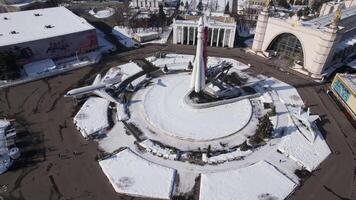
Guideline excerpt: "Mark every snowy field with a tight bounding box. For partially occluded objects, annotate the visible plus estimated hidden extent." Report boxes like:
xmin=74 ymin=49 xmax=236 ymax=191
xmin=200 ymin=161 xmax=297 ymax=200
xmin=142 ymin=74 xmax=253 ymax=141
xmin=99 ymin=149 xmax=176 ymax=199
xmin=89 ymin=8 xmax=115 ymax=19
xmin=73 ymin=97 xmax=109 ymax=138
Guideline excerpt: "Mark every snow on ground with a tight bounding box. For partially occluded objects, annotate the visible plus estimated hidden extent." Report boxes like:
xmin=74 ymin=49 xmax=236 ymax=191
xmin=207 ymin=149 xmax=252 ymax=164
xmin=103 ymin=62 xmax=142 ymax=84
xmin=199 ymin=161 xmax=297 ymax=200
xmin=141 ymin=27 xmax=173 ymax=45
xmin=147 ymin=54 xmax=195 ymax=70
xmin=99 ymin=149 xmax=176 ymax=199
xmin=175 ymin=170 xmax=199 ymax=196
xmin=23 ymin=59 xmax=56 ymax=77
xmin=264 ymin=78 xmax=305 ymax=106
xmin=98 ymin=122 xmax=136 ymax=153
xmin=139 ymin=140 xmax=177 ymax=160
xmin=112 ymin=26 xmax=139 ymax=48
xmin=278 ymin=127 xmax=331 ymax=171
xmin=207 ymin=56 xmax=250 ymax=70
xmin=89 ymin=7 xmax=115 ymax=19
xmin=73 ymin=97 xmax=110 ymax=138
xmin=146 ymin=54 xmax=249 ymax=71
xmin=142 ymin=74 xmax=253 ymax=141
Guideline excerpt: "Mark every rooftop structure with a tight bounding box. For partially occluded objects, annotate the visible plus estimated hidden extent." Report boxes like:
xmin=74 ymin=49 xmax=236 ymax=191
xmin=0 ymin=7 xmax=95 ymax=47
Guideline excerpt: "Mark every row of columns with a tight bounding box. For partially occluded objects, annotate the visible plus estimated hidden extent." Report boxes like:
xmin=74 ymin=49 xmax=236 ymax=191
xmin=134 ymin=0 xmax=159 ymax=8
xmin=175 ymin=25 xmax=234 ymax=48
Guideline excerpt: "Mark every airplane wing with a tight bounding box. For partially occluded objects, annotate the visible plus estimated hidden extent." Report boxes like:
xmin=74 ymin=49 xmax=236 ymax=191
xmin=308 ymin=115 xmax=320 ymax=123
xmin=93 ymin=89 xmax=119 ymax=103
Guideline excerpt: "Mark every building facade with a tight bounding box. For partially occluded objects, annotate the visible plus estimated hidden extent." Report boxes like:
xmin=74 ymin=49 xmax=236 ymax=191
xmin=131 ymin=0 xmax=164 ymax=9
xmin=331 ymin=73 xmax=356 ymax=120
xmin=173 ymin=16 xmax=236 ymax=48
xmin=0 ymin=7 xmax=98 ymax=65
xmin=252 ymin=6 xmax=356 ymax=78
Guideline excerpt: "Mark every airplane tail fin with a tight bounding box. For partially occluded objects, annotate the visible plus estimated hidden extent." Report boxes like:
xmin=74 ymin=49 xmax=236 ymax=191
xmin=93 ymin=74 xmax=102 ymax=85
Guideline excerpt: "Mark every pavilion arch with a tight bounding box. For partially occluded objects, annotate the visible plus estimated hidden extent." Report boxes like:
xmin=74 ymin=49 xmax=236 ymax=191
xmin=266 ymin=33 xmax=305 ymax=67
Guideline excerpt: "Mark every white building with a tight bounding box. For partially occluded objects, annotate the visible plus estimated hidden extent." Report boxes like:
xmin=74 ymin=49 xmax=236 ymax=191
xmin=252 ymin=5 xmax=356 ymax=78
xmin=131 ymin=0 xmax=163 ymax=9
xmin=0 ymin=7 xmax=98 ymax=65
xmin=173 ymin=16 xmax=236 ymax=48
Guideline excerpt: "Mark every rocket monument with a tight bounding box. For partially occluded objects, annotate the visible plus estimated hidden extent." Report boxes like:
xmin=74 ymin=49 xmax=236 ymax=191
xmin=190 ymin=16 xmax=208 ymax=93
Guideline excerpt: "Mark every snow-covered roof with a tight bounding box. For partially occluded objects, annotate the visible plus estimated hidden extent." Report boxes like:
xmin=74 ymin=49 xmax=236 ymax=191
xmin=73 ymin=97 xmax=110 ymax=138
xmin=199 ymin=161 xmax=297 ymax=200
xmin=338 ymin=73 xmax=356 ymax=94
xmin=99 ymin=149 xmax=176 ymax=199
xmin=0 ymin=7 xmax=95 ymax=47
xmin=302 ymin=5 xmax=356 ymax=29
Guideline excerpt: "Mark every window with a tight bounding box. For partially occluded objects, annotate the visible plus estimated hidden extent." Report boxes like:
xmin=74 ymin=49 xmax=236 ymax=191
xmin=268 ymin=33 xmax=304 ymax=66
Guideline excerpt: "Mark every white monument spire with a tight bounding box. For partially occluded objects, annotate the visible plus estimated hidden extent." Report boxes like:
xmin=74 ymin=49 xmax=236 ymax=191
xmin=190 ymin=17 xmax=206 ymax=93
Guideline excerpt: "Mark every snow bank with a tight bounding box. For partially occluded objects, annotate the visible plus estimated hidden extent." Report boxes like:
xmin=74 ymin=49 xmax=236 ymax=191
xmin=147 ymin=54 xmax=195 ymax=70
xmin=112 ymin=26 xmax=139 ymax=48
xmin=89 ymin=8 xmax=115 ymax=19
xmin=23 ymin=59 xmax=56 ymax=77
xmin=99 ymin=149 xmax=176 ymax=199
xmin=147 ymin=54 xmax=249 ymax=71
xmin=207 ymin=56 xmax=249 ymax=70
xmin=278 ymin=127 xmax=331 ymax=171
xmin=207 ymin=149 xmax=252 ymax=164
xmin=139 ymin=140 xmax=178 ymax=160
xmin=200 ymin=161 xmax=297 ymax=200
xmin=73 ymin=97 xmax=110 ymax=138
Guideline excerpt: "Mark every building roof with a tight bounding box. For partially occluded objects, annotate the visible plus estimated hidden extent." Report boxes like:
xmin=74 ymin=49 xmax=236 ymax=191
xmin=0 ymin=7 xmax=95 ymax=47
xmin=302 ymin=5 xmax=356 ymax=29
xmin=338 ymin=73 xmax=356 ymax=94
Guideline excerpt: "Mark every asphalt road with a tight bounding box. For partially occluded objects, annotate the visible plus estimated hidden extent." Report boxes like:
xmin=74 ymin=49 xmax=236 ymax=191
xmin=0 ymin=44 xmax=355 ymax=200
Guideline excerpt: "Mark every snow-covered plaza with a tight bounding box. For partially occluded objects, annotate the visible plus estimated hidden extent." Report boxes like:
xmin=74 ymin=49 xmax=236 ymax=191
xmin=67 ymin=18 xmax=331 ymax=200
xmin=67 ymin=52 xmax=331 ymax=200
